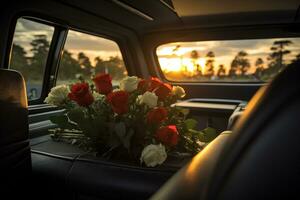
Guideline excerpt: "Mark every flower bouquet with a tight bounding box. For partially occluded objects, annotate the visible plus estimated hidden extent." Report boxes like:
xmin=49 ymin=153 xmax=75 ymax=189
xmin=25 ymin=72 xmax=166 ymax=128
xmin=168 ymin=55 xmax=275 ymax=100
xmin=45 ymin=74 xmax=218 ymax=167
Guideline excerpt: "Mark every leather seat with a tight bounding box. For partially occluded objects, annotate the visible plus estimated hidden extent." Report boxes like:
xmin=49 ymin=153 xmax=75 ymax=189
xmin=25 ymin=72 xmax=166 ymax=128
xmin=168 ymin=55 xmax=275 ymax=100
xmin=151 ymin=60 xmax=300 ymax=200
xmin=0 ymin=69 xmax=31 ymax=192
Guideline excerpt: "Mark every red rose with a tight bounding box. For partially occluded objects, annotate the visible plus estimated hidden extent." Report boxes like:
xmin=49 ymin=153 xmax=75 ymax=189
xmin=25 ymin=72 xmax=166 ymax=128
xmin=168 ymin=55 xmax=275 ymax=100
xmin=156 ymin=125 xmax=179 ymax=147
xmin=154 ymin=83 xmax=172 ymax=100
xmin=149 ymin=77 xmax=162 ymax=91
xmin=146 ymin=107 xmax=168 ymax=124
xmin=107 ymin=91 xmax=129 ymax=115
xmin=137 ymin=79 xmax=148 ymax=93
xmin=68 ymin=82 xmax=94 ymax=106
xmin=93 ymin=73 xmax=113 ymax=95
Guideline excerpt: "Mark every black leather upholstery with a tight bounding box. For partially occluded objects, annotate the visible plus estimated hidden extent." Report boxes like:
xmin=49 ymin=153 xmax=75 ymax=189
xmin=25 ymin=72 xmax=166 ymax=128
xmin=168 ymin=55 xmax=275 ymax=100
xmin=151 ymin=61 xmax=300 ymax=200
xmin=31 ymin=147 xmax=175 ymax=200
xmin=0 ymin=69 xmax=31 ymax=192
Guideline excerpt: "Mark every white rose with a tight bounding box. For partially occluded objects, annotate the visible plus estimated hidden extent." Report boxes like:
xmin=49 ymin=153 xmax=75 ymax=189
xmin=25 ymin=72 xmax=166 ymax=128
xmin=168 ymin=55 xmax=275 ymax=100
xmin=44 ymin=85 xmax=69 ymax=106
xmin=140 ymin=144 xmax=167 ymax=167
xmin=137 ymin=91 xmax=158 ymax=108
xmin=172 ymin=86 xmax=186 ymax=98
xmin=120 ymin=76 xmax=139 ymax=92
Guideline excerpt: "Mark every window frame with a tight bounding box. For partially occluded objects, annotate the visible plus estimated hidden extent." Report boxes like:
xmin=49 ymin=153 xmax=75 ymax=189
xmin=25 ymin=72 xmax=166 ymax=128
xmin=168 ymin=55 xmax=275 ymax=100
xmin=149 ymin=24 xmax=300 ymax=85
xmin=6 ymin=13 xmax=132 ymax=108
xmin=8 ymin=15 xmax=66 ymax=105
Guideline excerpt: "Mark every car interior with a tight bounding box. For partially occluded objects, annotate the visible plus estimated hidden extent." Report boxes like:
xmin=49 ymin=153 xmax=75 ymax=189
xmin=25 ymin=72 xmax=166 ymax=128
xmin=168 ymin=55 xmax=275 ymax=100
xmin=0 ymin=0 xmax=299 ymax=199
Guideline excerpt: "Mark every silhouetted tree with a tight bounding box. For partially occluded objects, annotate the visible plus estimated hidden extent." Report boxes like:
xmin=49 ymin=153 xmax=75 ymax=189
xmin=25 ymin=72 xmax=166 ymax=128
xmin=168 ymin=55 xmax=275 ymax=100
xmin=29 ymin=34 xmax=50 ymax=80
xmin=195 ymin=64 xmax=202 ymax=76
xmin=267 ymin=40 xmax=292 ymax=74
xmin=94 ymin=56 xmax=105 ymax=74
xmin=78 ymin=52 xmax=93 ymax=78
xmin=10 ymin=44 xmax=29 ymax=80
xmin=216 ymin=64 xmax=226 ymax=77
xmin=291 ymin=53 xmax=300 ymax=64
xmin=101 ymin=56 xmax=126 ymax=80
xmin=254 ymin=58 xmax=264 ymax=80
xmin=229 ymin=59 xmax=238 ymax=78
xmin=205 ymin=51 xmax=215 ymax=77
xmin=230 ymin=51 xmax=250 ymax=77
xmin=190 ymin=50 xmax=200 ymax=76
xmin=172 ymin=45 xmax=181 ymax=54
xmin=57 ymin=50 xmax=82 ymax=81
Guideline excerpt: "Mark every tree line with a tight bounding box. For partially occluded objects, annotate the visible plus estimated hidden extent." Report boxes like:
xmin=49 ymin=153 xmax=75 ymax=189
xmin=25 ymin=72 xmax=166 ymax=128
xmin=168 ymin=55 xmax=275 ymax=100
xmin=10 ymin=35 xmax=300 ymax=83
xmin=171 ymin=40 xmax=300 ymax=81
xmin=10 ymin=34 xmax=127 ymax=83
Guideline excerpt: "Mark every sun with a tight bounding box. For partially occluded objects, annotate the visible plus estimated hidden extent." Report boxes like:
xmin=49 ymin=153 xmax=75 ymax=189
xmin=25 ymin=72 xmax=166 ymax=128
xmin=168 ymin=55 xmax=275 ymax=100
xmin=158 ymin=58 xmax=182 ymax=72
xmin=158 ymin=57 xmax=207 ymax=74
xmin=198 ymin=58 xmax=206 ymax=73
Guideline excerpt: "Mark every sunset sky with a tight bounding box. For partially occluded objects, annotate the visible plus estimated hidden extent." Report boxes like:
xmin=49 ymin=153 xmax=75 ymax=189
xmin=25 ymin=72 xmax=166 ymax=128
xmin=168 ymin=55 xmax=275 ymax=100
xmin=13 ymin=18 xmax=123 ymax=65
xmin=157 ymin=38 xmax=300 ymax=74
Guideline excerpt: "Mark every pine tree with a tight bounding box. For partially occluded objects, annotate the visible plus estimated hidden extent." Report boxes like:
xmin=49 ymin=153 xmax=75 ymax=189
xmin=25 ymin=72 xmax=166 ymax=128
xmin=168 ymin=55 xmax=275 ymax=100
xmin=205 ymin=51 xmax=215 ymax=77
xmin=216 ymin=64 xmax=226 ymax=77
xmin=267 ymin=40 xmax=292 ymax=74
xmin=29 ymin=34 xmax=50 ymax=81
xmin=10 ymin=44 xmax=29 ymax=80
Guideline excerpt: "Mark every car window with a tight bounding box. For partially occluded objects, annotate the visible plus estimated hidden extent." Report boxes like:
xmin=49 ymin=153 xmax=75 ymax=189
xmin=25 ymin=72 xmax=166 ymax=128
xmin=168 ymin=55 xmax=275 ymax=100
xmin=157 ymin=37 xmax=300 ymax=82
xmin=9 ymin=18 xmax=54 ymax=100
xmin=56 ymin=30 xmax=127 ymax=86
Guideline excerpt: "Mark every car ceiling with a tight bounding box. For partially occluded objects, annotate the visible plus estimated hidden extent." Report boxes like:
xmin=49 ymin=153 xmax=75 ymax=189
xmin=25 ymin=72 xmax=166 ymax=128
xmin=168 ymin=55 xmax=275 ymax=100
xmin=57 ymin=0 xmax=300 ymax=34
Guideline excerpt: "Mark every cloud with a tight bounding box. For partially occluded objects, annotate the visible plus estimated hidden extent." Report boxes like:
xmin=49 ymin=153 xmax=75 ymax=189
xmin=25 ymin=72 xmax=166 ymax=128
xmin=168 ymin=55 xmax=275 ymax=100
xmin=17 ymin=18 xmax=53 ymax=32
xmin=65 ymin=30 xmax=121 ymax=52
xmin=12 ymin=18 xmax=122 ymax=59
xmin=67 ymin=49 xmax=122 ymax=64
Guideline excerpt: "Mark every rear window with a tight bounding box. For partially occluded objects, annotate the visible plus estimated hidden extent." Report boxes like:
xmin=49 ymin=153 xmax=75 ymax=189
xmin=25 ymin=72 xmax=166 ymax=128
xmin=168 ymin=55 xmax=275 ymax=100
xmin=9 ymin=18 xmax=54 ymax=100
xmin=156 ymin=37 xmax=300 ymax=82
xmin=56 ymin=30 xmax=127 ymax=86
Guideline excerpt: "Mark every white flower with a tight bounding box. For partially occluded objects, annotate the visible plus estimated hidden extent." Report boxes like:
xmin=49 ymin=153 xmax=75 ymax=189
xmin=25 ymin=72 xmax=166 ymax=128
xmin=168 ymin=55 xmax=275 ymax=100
xmin=172 ymin=86 xmax=186 ymax=98
xmin=120 ymin=76 xmax=139 ymax=92
xmin=137 ymin=91 xmax=158 ymax=108
xmin=44 ymin=85 xmax=69 ymax=106
xmin=140 ymin=144 xmax=167 ymax=167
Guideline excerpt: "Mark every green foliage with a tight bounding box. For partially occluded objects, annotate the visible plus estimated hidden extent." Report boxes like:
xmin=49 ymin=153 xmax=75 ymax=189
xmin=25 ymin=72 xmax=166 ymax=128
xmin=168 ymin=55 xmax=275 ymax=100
xmin=188 ymin=127 xmax=217 ymax=143
xmin=114 ymin=122 xmax=134 ymax=150
xmin=50 ymin=115 xmax=76 ymax=129
xmin=57 ymin=50 xmax=82 ymax=80
xmin=205 ymin=51 xmax=215 ymax=77
xmin=184 ymin=118 xmax=198 ymax=130
xmin=10 ymin=34 xmax=127 ymax=87
xmin=230 ymin=51 xmax=250 ymax=77
xmin=10 ymin=44 xmax=29 ymax=80
xmin=29 ymin=34 xmax=50 ymax=81
xmin=94 ymin=56 xmax=126 ymax=80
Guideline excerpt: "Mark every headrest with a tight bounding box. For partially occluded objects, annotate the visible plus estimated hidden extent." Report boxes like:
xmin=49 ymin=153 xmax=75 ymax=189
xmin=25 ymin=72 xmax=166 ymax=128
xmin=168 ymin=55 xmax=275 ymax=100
xmin=0 ymin=69 xmax=27 ymax=108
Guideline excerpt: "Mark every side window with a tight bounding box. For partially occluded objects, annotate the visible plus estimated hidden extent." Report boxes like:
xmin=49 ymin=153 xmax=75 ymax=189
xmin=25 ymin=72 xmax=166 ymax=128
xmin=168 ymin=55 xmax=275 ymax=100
xmin=9 ymin=18 xmax=54 ymax=100
xmin=56 ymin=30 xmax=127 ymax=86
xmin=157 ymin=38 xmax=300 ymax=82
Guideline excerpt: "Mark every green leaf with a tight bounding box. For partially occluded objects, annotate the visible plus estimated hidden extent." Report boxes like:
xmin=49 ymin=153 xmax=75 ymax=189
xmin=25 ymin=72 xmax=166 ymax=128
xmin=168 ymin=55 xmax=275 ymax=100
xmin=123 ymin=129 xmax=134 ymax=149
xmin=114 ymin=122 xmax=134 ymax=150
xmin=202 ymin=127 xmax=218 ymax=140
xmin=114 ymin=122 xmax=126 ymax=139
xmin=68 ymin=108 xmax=99 ymax=137
xmin=189 ymin=127 xmax=218 ymax=143
xmin=108 ymin=132 xmax=121 ymax=148
xmin=50 ymin=115 xmax=69 ymax=128
xmin=184 ymin=118 xmax=198 ymax=129
xmin=68 ymin=108 xmax=85 ymax=124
